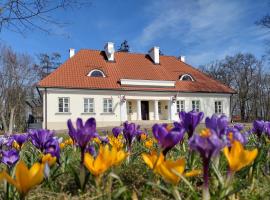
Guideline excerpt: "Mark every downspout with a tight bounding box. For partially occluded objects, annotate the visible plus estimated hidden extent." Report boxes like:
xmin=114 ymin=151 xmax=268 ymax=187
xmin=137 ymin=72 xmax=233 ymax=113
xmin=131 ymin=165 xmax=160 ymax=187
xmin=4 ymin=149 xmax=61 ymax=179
xmin=229 ymin=94 xmax=232 ymax=123
xmin=45 ymin=88 xmax=48 ymax=129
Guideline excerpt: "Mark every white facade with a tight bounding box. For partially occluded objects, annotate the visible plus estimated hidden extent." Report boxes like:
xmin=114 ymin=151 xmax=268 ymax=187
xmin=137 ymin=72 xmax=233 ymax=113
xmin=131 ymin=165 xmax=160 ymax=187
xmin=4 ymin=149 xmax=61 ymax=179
xmin=40 ymin=88 xmax=231 ymax=130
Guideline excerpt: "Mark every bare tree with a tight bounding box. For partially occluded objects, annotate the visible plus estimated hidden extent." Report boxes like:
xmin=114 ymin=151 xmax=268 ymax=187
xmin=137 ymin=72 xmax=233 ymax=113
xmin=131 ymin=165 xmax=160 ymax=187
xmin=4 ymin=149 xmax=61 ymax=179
xmin=201 ymin=53 xmax=264 ymax=122
xmin=0 ymin=0 xmax=91 ymax=34
xmin=0 ymin=44 xmax=39 ymax=134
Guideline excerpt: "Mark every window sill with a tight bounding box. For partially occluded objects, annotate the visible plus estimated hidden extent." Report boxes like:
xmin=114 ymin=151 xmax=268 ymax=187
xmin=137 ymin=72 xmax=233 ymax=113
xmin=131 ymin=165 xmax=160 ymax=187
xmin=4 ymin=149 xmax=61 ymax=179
xmin=81 ymin=112 xmax=96 ymax=115
xmin=101 ymin=112 xmax=115 ymax=115
xmin=55 ymin=112 xmax=72 ymax=115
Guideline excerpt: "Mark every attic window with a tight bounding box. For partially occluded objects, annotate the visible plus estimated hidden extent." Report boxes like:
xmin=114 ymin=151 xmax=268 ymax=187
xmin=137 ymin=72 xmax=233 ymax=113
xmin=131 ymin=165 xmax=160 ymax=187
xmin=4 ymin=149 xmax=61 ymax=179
xmin=88 ymin=69 xmax=105 ymax=77
xmin=179 ymin=74 xmax=194 ymax=81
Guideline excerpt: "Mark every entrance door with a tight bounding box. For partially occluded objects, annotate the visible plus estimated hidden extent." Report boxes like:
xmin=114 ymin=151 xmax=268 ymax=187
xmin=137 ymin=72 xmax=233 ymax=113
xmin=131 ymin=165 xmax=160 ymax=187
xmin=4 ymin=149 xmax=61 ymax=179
xmin=141 ymin=101 xmax=149 ymax=120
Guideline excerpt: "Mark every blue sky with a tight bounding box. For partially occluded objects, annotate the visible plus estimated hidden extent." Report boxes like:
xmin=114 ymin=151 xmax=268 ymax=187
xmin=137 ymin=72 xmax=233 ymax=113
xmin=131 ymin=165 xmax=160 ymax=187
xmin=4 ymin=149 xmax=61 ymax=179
xmin=0 ymin=0 xmax=269 ymax=66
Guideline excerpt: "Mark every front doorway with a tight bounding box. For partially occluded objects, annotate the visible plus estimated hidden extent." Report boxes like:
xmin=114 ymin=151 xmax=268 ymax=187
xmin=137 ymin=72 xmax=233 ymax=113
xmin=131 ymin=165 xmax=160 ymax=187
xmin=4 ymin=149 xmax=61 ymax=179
xmin=141 ymin=101 xmax=149 ymax=120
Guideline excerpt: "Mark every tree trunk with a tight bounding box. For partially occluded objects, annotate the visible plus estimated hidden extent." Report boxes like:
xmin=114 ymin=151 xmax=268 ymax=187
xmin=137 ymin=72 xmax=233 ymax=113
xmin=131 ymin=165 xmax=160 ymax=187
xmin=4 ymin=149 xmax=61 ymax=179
xmin=1 ymin=112 xmax=8 ymax=133
xmin=7 ymin=107 xmax=16 ymax=135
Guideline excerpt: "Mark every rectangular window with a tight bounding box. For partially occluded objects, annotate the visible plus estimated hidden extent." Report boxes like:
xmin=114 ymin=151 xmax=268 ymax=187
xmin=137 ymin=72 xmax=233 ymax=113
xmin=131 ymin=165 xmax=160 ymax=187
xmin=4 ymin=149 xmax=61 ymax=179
xmin=176 ymin=100 xmax=185 ymax=113
xmin=128 ymin=102 xmax=132 ymax=114
xmin=58 ymin=97 xmax=69 ymax=113
xmin=84 ymin=98 xmax=94 ymax=113
xmin=215 ymin=101 xmax=223 ymax=114
xmin=192 ymin=100 xmax=200 ymax=112
xmin=158 ymin=102 xmax=162 ymax=114
xmin=103 ymin=98 xmax=113 ymax=113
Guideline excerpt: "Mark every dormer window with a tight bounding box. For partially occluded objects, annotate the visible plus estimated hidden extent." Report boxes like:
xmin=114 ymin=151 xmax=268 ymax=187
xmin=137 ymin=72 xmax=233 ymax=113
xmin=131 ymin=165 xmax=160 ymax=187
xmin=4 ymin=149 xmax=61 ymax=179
xmin=88 ymin=69 xmax=105 ymax=77
xmin=179 ymin=74 xmax=194 ymax=81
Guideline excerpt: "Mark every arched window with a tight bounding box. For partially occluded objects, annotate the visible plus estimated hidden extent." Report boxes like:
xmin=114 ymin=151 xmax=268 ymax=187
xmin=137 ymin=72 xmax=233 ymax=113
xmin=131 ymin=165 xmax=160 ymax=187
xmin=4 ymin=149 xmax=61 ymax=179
xmin=87 ymin=69 xmax=106 ymax=77
xmin=179 ymin=74 xmax=194 ymax=81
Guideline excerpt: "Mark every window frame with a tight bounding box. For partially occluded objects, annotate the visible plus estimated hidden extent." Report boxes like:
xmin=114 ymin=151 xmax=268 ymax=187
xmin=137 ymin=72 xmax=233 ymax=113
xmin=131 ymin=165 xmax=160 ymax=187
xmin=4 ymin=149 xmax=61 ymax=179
xmin=128 ymin=101 xmax=132 ymax=114
xmin=83 ymin=98 xmax=95 ymax=113
xmin=179 ymin=74 xmax=195 ymax=81
xmin=103 ymin=98 xmax=113 ymax=113
xmin=215 ymin=101 xmax=223 ymax=114
xmin=191 ymin=100 xmax=200 ymax=112
xmin=158 ymin=101 xmax=162 ymax=114
xmin=58 ymin=97 xmax=70 ymax=113
xmin=87 ymin=69 xmax=106 ymax=77
xmin=176 ymin=100 xmax=185 ymax=113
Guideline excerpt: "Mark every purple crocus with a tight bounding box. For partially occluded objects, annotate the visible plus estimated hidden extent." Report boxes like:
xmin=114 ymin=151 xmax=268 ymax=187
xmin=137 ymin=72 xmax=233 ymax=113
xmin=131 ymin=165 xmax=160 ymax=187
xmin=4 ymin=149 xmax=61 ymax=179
xmin=189 ymin=129 xmax=224 ymax=200
xmin=264 ymin=122 xmax=270 ymax=138
xmin=205 ymin=114 xmax=228 ymax=137
xmin=123 ymin=122 xmax=141 ymax=151
xmin=44 ymin=138 xmax=60 ymax=162
xmin=29 ymin=129 xmax=55 ymax=151
xmin=112 ymin=127 xmax=122 ymax=138
xmin=179 ymin=110 xmax=204 ymax=139
xmin=252 ymin=120 xmax=265 ymax=138
xmin=152 ymin=123 xmax=185 ymax=155
xmin=1 ymin=149 xmax=19 ymax=167
xmin=67 ymin=118 xmax=99 ymax=162
xmin=12 ymin=134 xmax=28 ymax=148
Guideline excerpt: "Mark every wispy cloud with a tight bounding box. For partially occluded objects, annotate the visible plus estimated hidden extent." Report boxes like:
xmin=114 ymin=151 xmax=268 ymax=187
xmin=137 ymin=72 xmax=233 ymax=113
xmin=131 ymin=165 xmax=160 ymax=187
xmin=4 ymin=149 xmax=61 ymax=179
xmin=133 ymin=0 xmax=270 ymax=65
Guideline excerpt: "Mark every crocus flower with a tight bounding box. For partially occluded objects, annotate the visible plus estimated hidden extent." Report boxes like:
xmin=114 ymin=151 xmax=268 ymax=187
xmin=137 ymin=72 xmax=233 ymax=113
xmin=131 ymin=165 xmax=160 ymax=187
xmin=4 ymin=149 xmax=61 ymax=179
xmin=205 ymin=114 xmax=228 ymax=137
xmin=189 ymin=129 xmax=224 ymax=200
xmin=123 ymin=122 xmax=141 ymax=150
xmin=252 ymin=120 xmax=265 ymax=138
xmin=44 ymin=138 xmax=60 ymax=162
xmin=0 ymin=160 xmax=44 ymax=198
xmin=223 ymin=140 xmax=258 ymax=172
xmin=112 ymin=127 xmax=122 ymax=138
xmin=226 ymin=127 xmax=249 ymax=145
xmin=1 ymin=149 xmax=19 ymax=167
xmin=152 ymin=123 xmax=185 ymax=155
xmin=29 ymin=129 xmax=55 ymax=151
xmin=264 ymin=121 xmax=270 ymax=138
xmin=142 ymin=151 xmax=201 ymax=184
xmin=108 ymin=135 xmax=124 ymax=150
xmin=179 ymin=110 xmax=204 ymax=139
xmin=42 ymin=153 xmax=57 ymax=167
xmin=84 ymin=145 xmax=127 ymax=177
xmin=67 ymin=118 xmax=99 ymax=151
xmin=12 ymin=134 xmax=28 ymax=149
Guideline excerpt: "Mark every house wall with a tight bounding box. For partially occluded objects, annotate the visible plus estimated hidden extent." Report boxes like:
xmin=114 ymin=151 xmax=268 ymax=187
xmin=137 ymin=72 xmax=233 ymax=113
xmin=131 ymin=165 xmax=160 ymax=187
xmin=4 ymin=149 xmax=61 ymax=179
xmin=41 ymin=88 xmax=231 ymax=130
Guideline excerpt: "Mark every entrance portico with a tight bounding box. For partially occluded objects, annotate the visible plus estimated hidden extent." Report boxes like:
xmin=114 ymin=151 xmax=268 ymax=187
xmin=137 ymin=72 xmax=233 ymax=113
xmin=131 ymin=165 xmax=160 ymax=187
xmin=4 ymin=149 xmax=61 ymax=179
xmin=120 ymin=95 xmax=178 ymax=123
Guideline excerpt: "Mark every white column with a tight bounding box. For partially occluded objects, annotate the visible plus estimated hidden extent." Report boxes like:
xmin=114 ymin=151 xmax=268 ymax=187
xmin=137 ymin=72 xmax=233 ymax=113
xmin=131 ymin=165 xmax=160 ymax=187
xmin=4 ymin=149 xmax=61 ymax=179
xmin=169 ymin=100 xmax=178 ymax=121
xmin=154 ymin=100 xmax=159 ymax=120
xmin=120 ymin=99 xmax=128 ymax=122
xmin=137 ymin=100 xmax=141 ymax=120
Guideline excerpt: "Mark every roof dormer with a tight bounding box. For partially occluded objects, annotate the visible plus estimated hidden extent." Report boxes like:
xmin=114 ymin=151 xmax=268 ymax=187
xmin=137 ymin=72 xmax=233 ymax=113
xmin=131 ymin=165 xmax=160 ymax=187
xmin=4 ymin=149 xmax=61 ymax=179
xmin=87 ymin=69 xmax=106 ymax=77
xmin=179 ymin=74 xmax=194 ymax=81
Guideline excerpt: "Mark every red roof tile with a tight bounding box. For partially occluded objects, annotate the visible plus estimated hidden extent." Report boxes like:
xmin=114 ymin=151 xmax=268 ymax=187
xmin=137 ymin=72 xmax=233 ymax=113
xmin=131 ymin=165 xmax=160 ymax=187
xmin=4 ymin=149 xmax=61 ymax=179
xmin=38 ymin=49 xmax=235 ymax=94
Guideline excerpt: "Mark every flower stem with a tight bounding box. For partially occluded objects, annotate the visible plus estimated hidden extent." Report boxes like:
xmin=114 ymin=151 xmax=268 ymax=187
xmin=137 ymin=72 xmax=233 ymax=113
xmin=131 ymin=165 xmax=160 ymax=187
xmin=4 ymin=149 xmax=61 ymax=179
xmin=202 ymin=158 xmax=210 ymax=200
xmin=172 ymin=186 xmax=182 ymax=200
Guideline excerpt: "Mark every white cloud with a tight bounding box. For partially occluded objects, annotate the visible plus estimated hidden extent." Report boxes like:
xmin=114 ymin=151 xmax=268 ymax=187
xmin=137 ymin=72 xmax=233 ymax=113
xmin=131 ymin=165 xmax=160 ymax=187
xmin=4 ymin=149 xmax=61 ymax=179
xmin=133 ymin=0 xmax=270 ymax=65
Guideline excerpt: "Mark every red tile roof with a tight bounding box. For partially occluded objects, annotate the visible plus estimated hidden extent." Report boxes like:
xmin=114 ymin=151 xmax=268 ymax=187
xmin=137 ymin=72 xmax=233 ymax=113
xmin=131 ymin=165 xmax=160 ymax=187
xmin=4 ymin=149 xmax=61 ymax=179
xmin=38 ymin=49 xmax=235 ymax=94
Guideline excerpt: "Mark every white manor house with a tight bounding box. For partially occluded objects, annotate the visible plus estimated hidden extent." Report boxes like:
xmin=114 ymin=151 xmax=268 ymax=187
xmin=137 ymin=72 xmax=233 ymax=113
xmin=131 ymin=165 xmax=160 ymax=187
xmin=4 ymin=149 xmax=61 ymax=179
xmin=38 ymin=42 xmax=235 ymax=130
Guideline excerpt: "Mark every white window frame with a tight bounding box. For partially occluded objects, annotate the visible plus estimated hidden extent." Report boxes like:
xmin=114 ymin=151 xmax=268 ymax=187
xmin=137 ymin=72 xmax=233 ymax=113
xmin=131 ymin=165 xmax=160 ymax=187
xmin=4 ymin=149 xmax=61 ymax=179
xmin=128 ymin=101 xmax=132 ymax=114
xmin=87 ymin=69 xmax=106 ymax=77
xmin=176 ymin=100 xmax=185 ymax=113
xmin=192 ymin=100 xmax=200 ymax=112
xmin=158 ymin=101 xmax=162 ymax=114
xmin=84 ymin=98 xmax=95 ymax=113
xmin=58 ymin=97 xmax=70 ymax=113
xmin=103 ymin=98 xmax=113 ymax=113
xmin=179 ymin=74 xmax=194 ymax=81
xmin=215 ymin=101 xmax=223 ymax=114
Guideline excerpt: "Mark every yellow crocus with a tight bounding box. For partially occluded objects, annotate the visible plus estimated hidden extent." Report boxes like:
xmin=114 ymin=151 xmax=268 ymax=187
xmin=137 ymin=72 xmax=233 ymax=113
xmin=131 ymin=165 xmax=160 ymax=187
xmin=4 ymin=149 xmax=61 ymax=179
xmin=84 ymin=145 xmax=127 ymax=176
xmin=223 ymin=140 xmax=258 ymax=172
xmin=0 ymin=160 xmax=44 ymax=197
xmin=42 ymin=154 xmax=57 ymax=166
xmin=109 ymin=135 xmax=124 ymax=150
xmin=142 ymin=151 xmax=201 ymax=184
xmin=144 ymin=139 xmax=154 ymax=149
xmin=140 ymin=133 xmax=147 ymax=141
xmin=13 ymin=141 xmax=21 ymax=150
